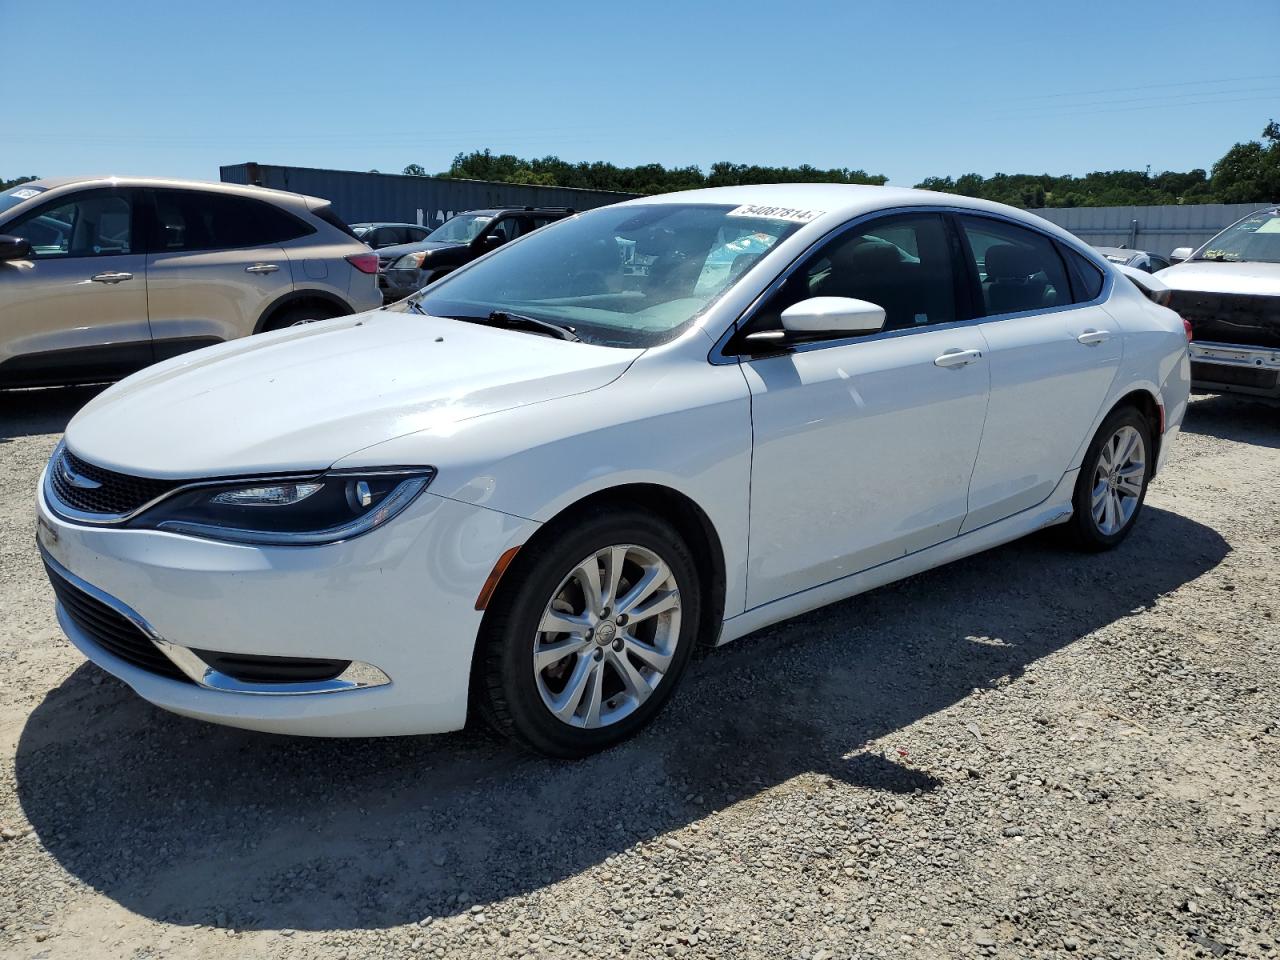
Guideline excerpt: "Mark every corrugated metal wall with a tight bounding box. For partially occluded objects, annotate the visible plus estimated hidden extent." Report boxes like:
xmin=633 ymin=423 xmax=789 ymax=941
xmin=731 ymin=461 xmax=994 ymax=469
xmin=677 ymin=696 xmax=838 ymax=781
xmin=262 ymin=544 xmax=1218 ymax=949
xmin=220 ymin=163 xmax=635 ymax=227
xmin=1031 ymin=203 xmax=1262 ymax=256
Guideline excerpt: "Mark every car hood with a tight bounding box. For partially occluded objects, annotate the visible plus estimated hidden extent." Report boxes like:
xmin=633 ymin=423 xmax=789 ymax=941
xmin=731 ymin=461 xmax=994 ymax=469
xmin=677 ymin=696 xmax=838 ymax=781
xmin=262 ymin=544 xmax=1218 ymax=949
xmin=378 ymin=239 xmax=459 ymax=259
xmin=64 ymin=310 xmax=640 ymax=479
xmin=1159 ymin=260 xmax=1280 ymax=297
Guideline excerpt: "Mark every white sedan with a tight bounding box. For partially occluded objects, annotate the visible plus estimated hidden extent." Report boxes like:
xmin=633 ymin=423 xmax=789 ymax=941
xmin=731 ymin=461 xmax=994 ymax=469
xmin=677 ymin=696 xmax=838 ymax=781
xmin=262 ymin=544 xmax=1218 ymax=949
xmin=36 ymin=185 xmax=1191 ymax=757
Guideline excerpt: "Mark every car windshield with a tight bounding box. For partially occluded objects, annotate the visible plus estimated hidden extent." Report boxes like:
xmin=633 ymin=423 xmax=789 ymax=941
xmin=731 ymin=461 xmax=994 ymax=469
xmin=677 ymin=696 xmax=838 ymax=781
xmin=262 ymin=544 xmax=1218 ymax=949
xmin=1197 ymin=208 xmax=1280 ymax=263
xmin=0 ymin=184 xmax=47 ymax=218
xmin=413 ymin=203 xmax=803 ymax=347
xmin=426 ymin=214 xmax=494 ymax=245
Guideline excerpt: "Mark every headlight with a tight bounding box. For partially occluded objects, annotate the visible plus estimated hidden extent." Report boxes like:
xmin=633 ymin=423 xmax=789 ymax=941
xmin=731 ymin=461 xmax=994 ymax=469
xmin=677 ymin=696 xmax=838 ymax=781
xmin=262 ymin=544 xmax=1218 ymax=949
xmin=133 ymin=468 xmax=434 ymax=545
xmin=394 ymin=251 xmax=427 ymax=269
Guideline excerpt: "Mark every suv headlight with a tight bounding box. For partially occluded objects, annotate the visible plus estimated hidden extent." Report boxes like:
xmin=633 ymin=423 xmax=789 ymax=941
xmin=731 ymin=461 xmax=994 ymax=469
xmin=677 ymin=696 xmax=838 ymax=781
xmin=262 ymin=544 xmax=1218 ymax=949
xmin=134 ymin=468 xmax=434 ymax=545
xmin=394 ymin=251 xmax=427 ymax=270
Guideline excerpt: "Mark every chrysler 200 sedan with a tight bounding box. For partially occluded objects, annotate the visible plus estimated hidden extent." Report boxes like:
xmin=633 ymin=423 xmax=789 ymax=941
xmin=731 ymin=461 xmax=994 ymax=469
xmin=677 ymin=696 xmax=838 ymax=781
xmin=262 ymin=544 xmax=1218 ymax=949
xmin=36 ymin=184 xmax=1191 ymax=757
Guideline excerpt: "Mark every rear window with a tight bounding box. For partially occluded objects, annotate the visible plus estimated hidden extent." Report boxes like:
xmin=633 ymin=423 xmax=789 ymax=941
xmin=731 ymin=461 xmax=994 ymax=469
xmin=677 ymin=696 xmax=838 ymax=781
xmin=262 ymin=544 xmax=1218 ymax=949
xmin=312 ymin=204 xmax=359 ymax=239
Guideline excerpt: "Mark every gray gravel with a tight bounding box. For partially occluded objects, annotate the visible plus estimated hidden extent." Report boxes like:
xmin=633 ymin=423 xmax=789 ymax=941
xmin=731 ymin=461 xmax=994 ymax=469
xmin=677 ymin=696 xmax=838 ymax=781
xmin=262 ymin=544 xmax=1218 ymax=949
xmin=0 ymin=387 xmax=1277 ymax=960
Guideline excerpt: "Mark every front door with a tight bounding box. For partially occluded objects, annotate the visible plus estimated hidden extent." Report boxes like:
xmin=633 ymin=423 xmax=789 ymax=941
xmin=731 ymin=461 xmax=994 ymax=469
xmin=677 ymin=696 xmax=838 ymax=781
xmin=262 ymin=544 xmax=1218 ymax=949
xmin=0 ymin=187 xmax=151 ymax=386
xmin=734 ymin=212 xmax=991 ymax=608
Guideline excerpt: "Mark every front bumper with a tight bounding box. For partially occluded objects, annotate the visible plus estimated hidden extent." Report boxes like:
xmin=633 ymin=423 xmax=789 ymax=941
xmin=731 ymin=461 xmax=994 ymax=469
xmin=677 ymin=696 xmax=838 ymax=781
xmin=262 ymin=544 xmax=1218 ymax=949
xmin=378 ymin=266 xmax=431 ymax=303
xmin=36 ymin=477 xmax=537 ymax=736
xmin=1190 ymin=340 xmax=1280 ymax=398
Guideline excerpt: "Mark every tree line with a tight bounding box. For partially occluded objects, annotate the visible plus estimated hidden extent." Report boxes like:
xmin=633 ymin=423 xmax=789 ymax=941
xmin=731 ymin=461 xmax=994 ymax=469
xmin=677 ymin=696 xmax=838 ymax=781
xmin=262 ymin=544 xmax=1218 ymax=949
xmin=424 ymin=121 xmax=1280 ymax=209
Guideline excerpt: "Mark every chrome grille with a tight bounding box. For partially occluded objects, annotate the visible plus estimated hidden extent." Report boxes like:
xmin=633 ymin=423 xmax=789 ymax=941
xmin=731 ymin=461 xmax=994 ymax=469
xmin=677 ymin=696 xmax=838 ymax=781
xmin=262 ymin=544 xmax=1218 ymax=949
xmin=48 ymin=447 xmax=182 ymax=519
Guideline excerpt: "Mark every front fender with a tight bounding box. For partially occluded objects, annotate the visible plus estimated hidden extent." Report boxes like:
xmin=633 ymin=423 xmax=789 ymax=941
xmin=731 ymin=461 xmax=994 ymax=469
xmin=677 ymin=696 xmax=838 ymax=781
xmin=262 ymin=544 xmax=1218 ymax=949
xmin=331 ymin=355 xmax=755 ymax=617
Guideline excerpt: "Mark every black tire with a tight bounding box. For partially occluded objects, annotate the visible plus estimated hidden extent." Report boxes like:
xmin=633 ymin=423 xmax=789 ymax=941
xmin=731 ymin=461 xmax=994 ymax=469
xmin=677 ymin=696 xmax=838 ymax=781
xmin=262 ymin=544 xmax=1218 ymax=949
xmin=1065 ymin=405 xmax=1153 ymax=551
xmin=259 ymin=302 xmax=339 ymax=333
xmin=473 ymin=506 xmax=702 ymax=758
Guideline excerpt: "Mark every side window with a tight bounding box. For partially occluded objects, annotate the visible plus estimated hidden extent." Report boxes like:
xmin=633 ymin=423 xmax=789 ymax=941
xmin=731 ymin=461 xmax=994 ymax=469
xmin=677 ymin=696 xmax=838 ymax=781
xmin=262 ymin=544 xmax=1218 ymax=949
xmin=1058 ymin=244 xmax=1106 ymax=300
xmin=149 ymin=190 xmax=312 ymax=252
xmin=8 ymin=190 xmax=134 ymax=259
xmin=490 ymin=217 xmax=523 ymax=242
xmin=530 ymin=216 xmax=558 ymax=230
xmin=959 ymin=217 xmax=1071 ymax=315
xmin=752 ymin=212 xmax=961 ymax=334
xmin=1148 ymin=255 xmax=1170 ymax=273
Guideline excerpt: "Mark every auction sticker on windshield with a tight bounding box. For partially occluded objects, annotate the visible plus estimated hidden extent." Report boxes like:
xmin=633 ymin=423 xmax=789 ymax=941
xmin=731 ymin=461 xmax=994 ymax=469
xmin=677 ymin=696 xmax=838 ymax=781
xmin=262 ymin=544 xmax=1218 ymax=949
xmin=727 ymin=204 xmax=824 ymax=223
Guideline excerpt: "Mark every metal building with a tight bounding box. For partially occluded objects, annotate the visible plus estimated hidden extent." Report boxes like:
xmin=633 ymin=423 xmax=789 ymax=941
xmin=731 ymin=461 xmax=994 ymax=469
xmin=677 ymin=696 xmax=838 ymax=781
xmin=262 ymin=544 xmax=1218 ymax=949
xmin=1030 ymin=203 xmax=1263 ymax=256
xmin=219 ymin=163 xmax=635 ymax=227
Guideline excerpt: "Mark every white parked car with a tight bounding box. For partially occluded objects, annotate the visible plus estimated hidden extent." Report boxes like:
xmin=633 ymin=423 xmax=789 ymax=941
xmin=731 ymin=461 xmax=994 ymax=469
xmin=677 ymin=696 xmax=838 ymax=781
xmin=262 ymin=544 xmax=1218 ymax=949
xmin=36 ymin=185 xmax=1191 ymax=757
xmin=1162 ymin=206 xmax=1280 ymax=399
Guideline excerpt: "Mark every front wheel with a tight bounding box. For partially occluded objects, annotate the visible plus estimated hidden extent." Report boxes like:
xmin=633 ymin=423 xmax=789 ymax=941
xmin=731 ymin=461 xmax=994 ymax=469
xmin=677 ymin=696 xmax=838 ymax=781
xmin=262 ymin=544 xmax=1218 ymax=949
xmin=1065 ymin=406 xmax=1153 ymax=550
xmin=473 ymin=507 xmax=701 ymax=758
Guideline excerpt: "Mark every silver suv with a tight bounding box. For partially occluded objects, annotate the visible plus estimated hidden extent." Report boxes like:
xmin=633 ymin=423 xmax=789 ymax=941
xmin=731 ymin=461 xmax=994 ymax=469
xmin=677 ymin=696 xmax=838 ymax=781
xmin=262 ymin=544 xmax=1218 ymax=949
xmin=0 ymin=177 xmax=382 ymax=387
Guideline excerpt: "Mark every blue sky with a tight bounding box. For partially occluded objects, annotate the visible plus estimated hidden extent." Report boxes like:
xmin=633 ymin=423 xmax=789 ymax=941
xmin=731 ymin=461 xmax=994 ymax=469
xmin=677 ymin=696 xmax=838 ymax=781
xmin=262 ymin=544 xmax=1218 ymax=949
xmin=6 ymin=0 xmax=1278 ymax=186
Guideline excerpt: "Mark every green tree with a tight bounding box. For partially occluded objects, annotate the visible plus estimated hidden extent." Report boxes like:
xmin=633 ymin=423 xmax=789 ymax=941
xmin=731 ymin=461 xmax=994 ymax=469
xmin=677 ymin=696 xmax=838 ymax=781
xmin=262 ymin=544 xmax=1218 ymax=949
xmin=402 ymin=163 xmax=427 ymax=176
xmin=1210 ymin=120 xmax=1280 ymax=204
xmin=1 ymin=175 xmax=37 ymax=191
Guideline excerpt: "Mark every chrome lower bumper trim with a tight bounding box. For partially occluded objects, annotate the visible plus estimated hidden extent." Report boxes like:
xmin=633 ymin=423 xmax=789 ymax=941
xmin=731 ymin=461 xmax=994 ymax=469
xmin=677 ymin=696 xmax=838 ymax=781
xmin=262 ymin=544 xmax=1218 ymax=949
xmin=1190 ymin=340 xmax=1280 ymax=370
xmin=40 ymin=542 xmax=391 ymax=696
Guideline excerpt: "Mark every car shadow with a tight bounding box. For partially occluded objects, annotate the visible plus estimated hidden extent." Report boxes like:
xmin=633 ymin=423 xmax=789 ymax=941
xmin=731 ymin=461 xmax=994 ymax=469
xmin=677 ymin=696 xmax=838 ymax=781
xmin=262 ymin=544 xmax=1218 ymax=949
xmin=1181 ymin=392 xmax=1280 ymax=449
xmin=14 ymin=505 xmax=1227 ymax=932
xmin=0 ymin=384 xmax=106 ymax=443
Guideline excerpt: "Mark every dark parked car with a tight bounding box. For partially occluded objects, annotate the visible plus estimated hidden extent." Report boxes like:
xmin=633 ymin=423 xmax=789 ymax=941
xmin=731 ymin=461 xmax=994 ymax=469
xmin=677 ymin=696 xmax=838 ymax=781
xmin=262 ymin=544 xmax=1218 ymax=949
xmin=377 ymin=207 xmax=574 ymax=302
xmin=1093 ymin=245 xmax=1171 ymax=274
xmin=352 ymin=222 xmax=432 ymax=249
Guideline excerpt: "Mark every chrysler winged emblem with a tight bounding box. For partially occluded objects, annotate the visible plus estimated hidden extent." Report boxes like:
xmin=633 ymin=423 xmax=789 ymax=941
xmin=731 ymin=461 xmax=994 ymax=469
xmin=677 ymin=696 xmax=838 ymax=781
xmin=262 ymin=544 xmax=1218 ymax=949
xmin=60 ymin=457 xmax=102 ymax=490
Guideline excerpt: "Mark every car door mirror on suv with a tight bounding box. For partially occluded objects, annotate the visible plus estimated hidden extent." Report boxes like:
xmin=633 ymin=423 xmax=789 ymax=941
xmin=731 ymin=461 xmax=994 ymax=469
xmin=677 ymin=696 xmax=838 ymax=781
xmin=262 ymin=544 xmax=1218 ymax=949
xmin=780 ymin=296 xmax=886 ymax=335
xmin=0 ymin=234 xmax=32 ymax=261
xmin=1169 ymin=247 xmax=1193 ymax=264
xmin=482 ymin=233 xmax=507 ymax=249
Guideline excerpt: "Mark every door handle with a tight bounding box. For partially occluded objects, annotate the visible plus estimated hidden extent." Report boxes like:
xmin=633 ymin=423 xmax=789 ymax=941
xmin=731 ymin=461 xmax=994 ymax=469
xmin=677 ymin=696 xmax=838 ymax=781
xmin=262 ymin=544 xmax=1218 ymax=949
xmin=934 ymin=348 xmax=983 ymax=368
xmin=90 ymin=271 xmax=133 ymax=284
xmin=245 ymin=263 xmax=280 ymax=274
xmin=1077 ymin=329 xmax=1112 ymax=346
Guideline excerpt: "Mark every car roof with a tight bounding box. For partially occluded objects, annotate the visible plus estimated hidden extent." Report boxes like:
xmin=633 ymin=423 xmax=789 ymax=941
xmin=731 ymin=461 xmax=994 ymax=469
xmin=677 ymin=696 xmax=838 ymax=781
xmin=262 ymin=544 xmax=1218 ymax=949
xmin=352 ymin=221 xmax=426 ymax=229
xmin=1093 ymin=245 xmax=1147 ymax=257
xmin=619 ymin=183 xmax=1104 ymax=253
xmin=20 ymin=175 xmax=326 ymax=208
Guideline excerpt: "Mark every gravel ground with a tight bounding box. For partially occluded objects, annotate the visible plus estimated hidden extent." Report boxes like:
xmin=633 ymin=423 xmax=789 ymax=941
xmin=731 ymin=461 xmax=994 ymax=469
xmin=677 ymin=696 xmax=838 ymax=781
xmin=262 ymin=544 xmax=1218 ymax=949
xmin=0 ymin=388 xmax=1276 ymax=960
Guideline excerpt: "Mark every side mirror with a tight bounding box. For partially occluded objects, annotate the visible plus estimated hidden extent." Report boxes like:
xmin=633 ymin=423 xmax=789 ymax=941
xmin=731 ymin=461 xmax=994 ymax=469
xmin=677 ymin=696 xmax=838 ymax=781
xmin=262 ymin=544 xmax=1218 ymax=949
xmin=482 ymin=233 xmax=507 ymax=248
xmin=780 ymin=296 xmax=886 ymax=335
xmin=1169 ymin=247 xmax=1193 ymax=264
xmin=0 ymin=235 xmax=31 ymax=262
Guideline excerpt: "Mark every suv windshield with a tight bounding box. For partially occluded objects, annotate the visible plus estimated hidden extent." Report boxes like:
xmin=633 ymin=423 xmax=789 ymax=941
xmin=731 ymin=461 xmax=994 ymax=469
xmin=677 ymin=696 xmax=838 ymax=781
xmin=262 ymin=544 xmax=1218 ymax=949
xmin=426 ymin=214 xmax=494 ymax=244
xmin=1197 ymin=208 xmax=1280 ymax=263
xmin=0 ymin=184 xmax=47 ymax=218
xmin=414 ymin=203 xmax=803 ymax=347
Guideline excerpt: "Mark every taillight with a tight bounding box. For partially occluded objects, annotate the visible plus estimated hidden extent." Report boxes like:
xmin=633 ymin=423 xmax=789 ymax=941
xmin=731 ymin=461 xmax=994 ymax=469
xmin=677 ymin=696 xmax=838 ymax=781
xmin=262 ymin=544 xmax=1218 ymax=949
xmin=1183 ymin=318 xmax=1194 ymax=342
xmin=345 ymin=252 xmax=379 ymax=274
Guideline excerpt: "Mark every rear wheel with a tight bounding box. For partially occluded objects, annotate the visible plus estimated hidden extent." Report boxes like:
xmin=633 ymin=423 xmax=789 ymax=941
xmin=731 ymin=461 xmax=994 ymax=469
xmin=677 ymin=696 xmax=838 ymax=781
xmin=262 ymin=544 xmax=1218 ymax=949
xmin=1065 ymin=406 xmax=1152 ymax=550
xmin=260 ymin=302 xmax=341 ymax=333
xmin=474 ymin=507 xmax=701 ymax=758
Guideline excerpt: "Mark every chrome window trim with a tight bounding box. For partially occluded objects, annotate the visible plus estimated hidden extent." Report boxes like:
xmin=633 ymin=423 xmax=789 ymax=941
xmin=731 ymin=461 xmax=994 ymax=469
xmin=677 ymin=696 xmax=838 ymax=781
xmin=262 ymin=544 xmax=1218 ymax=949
xmin=708 ymin=204 xmax=1115 ymax=365
xmin=40 ymin=542 xmax=391 ymax=696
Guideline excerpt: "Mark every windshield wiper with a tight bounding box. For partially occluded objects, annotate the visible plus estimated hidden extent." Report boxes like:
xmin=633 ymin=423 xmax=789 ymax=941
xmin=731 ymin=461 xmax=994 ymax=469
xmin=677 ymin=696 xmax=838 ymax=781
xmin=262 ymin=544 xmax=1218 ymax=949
xmin=478 ymin=310 xmax=580 ymax=342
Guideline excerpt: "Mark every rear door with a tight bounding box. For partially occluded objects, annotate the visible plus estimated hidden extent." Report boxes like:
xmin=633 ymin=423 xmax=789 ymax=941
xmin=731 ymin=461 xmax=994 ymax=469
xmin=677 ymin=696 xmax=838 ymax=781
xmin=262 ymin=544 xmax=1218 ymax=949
xmin=957 ymin=215 xmax=1122 ymax=531
xmin=142 ymin=188 xmax=304 ymax=357
xmin=0 ymin=186 xmax=151 ymax=385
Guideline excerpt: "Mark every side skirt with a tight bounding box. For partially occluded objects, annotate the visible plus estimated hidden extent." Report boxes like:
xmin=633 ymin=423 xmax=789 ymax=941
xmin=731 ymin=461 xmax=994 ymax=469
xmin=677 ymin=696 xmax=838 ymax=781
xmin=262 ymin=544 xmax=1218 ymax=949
xmin=716 ymin=469 xmax=1078 ymax=646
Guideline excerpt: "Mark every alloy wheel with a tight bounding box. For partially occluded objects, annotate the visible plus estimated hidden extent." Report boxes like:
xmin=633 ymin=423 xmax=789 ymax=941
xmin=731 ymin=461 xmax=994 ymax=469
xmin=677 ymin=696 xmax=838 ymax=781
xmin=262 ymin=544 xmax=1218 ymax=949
xmin=1091 ymin=424 xmax=1146 ymax=536
xmin=533 ymin=544 xmax=682 ymax=729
